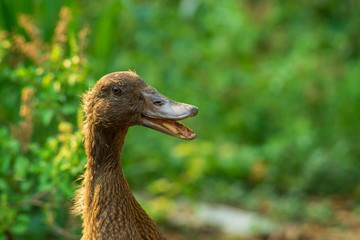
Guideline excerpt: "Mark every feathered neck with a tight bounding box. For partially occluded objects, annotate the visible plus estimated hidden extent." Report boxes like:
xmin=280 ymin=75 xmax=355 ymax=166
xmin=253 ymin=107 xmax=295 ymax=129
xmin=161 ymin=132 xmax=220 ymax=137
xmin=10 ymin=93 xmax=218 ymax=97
xmin=76 ymin=121 xmax=166 ymax=240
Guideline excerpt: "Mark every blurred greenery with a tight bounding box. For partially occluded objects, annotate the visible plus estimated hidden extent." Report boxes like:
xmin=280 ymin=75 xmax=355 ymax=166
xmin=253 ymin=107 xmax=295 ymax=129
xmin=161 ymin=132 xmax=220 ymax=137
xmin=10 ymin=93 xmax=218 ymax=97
xmin=1 ymin=0 xmax=360 ymax=239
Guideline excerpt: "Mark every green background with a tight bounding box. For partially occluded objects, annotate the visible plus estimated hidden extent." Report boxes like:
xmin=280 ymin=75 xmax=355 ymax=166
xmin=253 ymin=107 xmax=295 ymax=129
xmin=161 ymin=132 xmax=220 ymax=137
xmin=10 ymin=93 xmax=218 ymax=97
xmin=1 ymin=0 xmax=360 ymax=239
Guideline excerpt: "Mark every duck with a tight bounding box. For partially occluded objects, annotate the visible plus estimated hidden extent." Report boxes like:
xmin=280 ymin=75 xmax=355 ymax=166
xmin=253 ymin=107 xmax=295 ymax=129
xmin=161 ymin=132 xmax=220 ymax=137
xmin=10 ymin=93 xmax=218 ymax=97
xmin=73 ymin=71 xmax=198 ymax=240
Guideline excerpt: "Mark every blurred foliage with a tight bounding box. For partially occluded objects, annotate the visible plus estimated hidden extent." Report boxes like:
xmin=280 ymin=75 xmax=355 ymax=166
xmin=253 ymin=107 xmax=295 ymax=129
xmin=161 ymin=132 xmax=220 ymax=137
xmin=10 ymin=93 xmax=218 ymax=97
xmin=1 ymin=0 xmax=360 ymax=239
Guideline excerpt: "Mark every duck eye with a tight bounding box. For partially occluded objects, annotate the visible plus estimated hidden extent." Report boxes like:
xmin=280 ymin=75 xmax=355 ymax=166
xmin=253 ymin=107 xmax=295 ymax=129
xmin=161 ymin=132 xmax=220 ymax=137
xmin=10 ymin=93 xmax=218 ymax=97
xmin=112 ymin=86 xmax=121 ymax=94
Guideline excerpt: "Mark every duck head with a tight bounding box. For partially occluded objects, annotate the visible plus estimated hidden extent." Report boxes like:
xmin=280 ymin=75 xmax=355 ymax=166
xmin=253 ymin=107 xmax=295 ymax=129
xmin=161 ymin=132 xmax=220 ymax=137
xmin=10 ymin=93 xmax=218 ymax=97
xmin=84 ymin=71 xmax=198 ymax=140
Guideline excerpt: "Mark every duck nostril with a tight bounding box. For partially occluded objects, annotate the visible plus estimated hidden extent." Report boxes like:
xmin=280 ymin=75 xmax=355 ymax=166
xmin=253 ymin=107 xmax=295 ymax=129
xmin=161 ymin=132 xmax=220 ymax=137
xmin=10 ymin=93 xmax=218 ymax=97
xmin=153 ymin=100 xmax=164 ymax=106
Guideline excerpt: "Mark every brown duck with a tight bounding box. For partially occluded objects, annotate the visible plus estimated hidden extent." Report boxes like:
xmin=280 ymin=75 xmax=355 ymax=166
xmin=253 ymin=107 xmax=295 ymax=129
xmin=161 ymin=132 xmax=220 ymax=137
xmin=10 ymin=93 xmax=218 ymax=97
xmin=73 ymin=71 xmax=198 ymax=240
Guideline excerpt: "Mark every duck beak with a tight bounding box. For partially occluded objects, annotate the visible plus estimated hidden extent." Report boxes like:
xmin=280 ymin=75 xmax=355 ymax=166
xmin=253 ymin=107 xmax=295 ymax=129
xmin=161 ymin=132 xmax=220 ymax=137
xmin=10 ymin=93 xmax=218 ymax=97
xmin=140 ymin=91 xmax=198 ymax=140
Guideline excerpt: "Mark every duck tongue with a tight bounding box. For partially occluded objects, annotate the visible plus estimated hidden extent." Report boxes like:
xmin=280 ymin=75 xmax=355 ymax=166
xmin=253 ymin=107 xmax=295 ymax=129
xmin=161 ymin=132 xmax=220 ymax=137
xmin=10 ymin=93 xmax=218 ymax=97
xmin=142 ymin=116 xmax=196 ymax=140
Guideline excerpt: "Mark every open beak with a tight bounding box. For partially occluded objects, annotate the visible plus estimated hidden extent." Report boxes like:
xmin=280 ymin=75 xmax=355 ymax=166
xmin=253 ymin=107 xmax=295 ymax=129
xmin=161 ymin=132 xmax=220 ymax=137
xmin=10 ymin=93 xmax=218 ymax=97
xmin=140 ymin=91 xmax=198 ymax=140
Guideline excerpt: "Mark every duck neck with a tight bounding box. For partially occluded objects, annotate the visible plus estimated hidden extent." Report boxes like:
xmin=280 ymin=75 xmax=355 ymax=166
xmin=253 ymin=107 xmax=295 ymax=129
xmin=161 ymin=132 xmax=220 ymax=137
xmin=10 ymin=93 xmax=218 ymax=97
xmin=85 ymin=126 xmax=126 ymax=175
xmin=81 ymin=125 xmax=165 ymax=240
